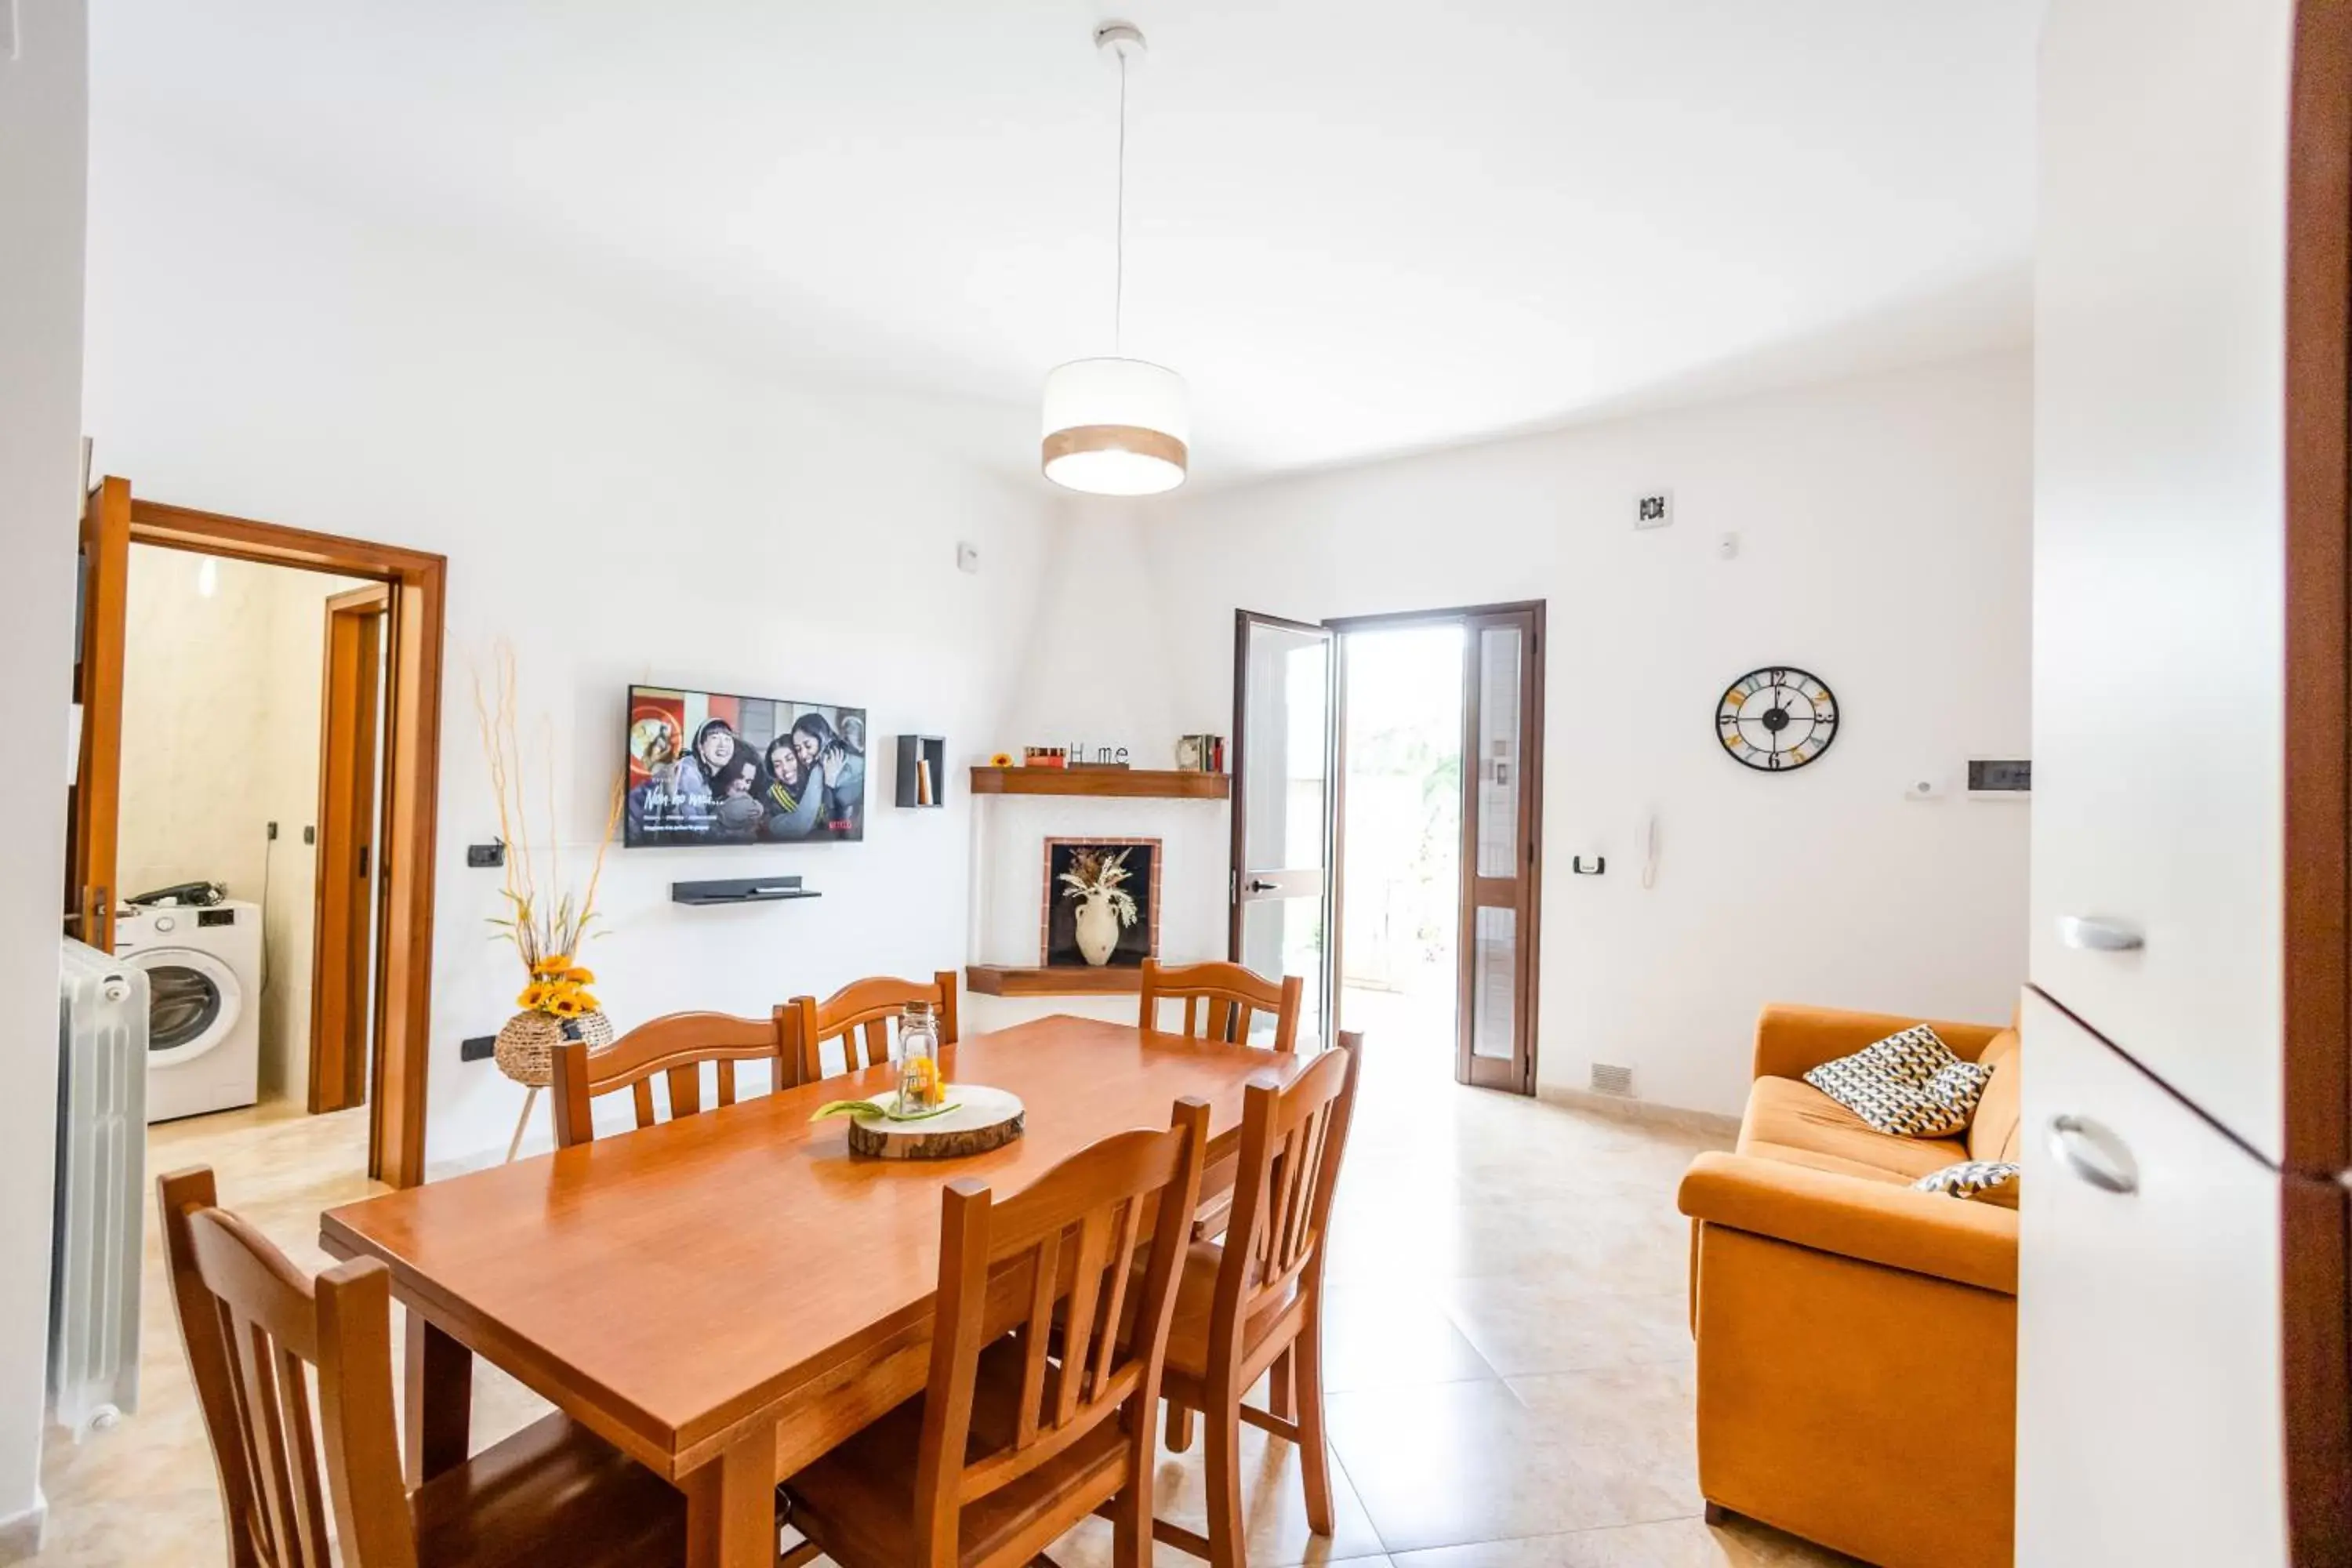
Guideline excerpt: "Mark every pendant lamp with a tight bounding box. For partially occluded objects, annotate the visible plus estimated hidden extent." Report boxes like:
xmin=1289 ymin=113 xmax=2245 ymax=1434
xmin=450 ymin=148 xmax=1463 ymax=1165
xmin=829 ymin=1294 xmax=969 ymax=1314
xmin=1041 ymin=22 xmax=1189 ymax=496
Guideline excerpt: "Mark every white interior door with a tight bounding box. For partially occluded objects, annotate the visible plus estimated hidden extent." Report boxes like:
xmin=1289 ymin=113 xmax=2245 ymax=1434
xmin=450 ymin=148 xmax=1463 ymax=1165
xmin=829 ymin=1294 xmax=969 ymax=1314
xmin=1232 ymin=611 xmax=1334 ymax=1046
xmin=2018 ymin=986 xmax=2292 ymax=1565
xmin=2033 ymin=0 xmax=2294 ymax=1161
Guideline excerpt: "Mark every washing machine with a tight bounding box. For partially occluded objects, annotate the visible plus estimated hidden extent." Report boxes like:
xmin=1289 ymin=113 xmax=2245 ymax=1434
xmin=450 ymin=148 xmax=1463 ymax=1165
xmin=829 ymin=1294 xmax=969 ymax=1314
xmin=117 ymin=900 xmax=263 ymax=1123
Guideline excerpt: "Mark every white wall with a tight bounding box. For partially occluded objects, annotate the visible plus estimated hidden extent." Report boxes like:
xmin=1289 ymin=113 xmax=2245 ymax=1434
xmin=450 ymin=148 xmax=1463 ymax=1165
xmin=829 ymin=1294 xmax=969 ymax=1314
xmin=118 ymin=546 xmax=372 ymax=1104
xmin=85 ymin=121 xmax=1054 ymax=1165
xmin=1065 ymin=350 xmax=2034 ymax=1116
xmin=0 ymin=2 xmax=87 ymax=1552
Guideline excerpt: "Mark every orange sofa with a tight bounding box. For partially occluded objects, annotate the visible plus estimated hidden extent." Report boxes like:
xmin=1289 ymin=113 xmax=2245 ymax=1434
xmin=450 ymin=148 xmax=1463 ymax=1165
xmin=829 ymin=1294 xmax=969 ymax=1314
xmin=1676 ymin=1004 xmax=2020 ymax=1568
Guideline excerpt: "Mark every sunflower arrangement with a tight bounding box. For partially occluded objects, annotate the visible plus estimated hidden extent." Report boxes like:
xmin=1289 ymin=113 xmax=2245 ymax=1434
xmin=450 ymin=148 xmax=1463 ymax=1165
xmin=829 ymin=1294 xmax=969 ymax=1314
xmin=474 ymin=645 xmax=627 ymax=1116
xmin=517 ymin=955 xmax=601 ymax=1020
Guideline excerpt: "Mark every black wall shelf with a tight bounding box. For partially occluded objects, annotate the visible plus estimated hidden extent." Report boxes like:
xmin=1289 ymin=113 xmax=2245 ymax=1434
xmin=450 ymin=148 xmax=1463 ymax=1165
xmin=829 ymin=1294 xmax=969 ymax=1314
xmin=896 ymin=734 xmax=948 ymax=808
xmin=670 ymin=876 xmax=821 ymax=907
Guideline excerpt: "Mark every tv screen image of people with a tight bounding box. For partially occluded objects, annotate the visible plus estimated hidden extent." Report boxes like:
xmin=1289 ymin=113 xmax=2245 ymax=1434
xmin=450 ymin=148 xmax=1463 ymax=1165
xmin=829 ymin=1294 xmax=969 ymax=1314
xmin=625 ymin=685 xmax=867 ymax=848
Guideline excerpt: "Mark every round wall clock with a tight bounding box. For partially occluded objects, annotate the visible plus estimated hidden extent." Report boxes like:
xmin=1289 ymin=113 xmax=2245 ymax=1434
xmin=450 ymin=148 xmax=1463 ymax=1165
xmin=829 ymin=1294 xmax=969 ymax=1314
xmin=1716 ymin=666 xmax=1838 ymax=771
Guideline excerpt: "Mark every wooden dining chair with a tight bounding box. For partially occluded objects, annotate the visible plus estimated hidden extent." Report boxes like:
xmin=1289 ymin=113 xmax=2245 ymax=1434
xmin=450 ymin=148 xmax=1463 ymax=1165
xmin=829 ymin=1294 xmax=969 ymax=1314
xmin=1137 ymin=958 xmax=1304 ymax=1053
xmin=797 ymin=970 xmax=960 ymax=1083
xmin=782 ymin=1098 xmax=1209 ymax=1568
xmin=550 ymin=1007 xmax=802 ymax=1149
xmin=156 ymin=1163 xmax=723 ymax=1568
xmin=1153 ymin=1032 xmax=1363 ymax=1568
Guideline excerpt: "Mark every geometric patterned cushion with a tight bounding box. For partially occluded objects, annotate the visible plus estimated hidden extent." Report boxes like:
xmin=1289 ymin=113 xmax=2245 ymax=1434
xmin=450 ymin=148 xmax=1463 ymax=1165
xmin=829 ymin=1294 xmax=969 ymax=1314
xmin=1911 ymin=1159 xmax=2022 ymax=1208
xmin=1802 ymin=1025 xmax=1993 ymax=1138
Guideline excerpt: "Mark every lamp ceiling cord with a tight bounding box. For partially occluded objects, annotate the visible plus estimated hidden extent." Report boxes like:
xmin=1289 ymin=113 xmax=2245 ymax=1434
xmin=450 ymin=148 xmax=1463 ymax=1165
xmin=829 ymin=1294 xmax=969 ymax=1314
xmin=1114 ymin=47 xmax=1127 ymax=357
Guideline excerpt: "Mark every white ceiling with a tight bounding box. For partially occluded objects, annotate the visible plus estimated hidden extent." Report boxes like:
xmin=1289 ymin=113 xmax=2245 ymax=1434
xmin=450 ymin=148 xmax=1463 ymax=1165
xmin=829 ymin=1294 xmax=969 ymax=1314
xmin=94 ymin=1 xmax=2041 ymax=488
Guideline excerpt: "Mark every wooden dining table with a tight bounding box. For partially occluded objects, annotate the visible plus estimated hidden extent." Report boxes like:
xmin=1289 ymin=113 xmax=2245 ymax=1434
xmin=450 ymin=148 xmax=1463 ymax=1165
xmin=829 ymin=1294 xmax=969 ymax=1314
xmin=319 ymin=1012 xmax=1312 ymax=1568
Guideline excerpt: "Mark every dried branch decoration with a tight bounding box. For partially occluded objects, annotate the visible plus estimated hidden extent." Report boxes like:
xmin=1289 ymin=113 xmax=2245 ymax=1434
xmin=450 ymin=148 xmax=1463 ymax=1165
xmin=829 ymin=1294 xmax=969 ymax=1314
xmin=471 ymin=644 xmax=626 ymax=1006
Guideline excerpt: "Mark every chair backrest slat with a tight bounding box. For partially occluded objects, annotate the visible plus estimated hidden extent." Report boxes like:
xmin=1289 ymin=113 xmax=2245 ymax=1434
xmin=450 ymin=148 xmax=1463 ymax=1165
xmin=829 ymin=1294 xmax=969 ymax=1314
xmin=799 ymin=970 xmax=960 ymax=1083
xmin=1138 ymin=959 xmax=1303 ymax=1053
xmin=1215 ymin=1034 xmax=1361 ymax=1345
xmin=161 ymin=1166 xmax=420 ymax=1568
xmin=551 ymin=1007 xmax=800 ymax=1148
xmin=913 ymin=1100 xmax=1208 ymax=1565
xmin=1088 ymin=1196 xmax=1144 ymax=1401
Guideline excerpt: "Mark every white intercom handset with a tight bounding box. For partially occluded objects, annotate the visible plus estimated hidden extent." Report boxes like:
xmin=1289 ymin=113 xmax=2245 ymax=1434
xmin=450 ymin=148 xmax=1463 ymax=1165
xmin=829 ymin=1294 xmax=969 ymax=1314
xmin=1640 ymin=813 xmax=1660 ymax=889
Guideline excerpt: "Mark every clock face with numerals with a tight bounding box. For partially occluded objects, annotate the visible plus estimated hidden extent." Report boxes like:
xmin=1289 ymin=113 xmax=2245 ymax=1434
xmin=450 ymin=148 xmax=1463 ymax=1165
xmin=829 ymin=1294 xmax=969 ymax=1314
xmin=1716 ymin=666 xmax=1838 ymax=772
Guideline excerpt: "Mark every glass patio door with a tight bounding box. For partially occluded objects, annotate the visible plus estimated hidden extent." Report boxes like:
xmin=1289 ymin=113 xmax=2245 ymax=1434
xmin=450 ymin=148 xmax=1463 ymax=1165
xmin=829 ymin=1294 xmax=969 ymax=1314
xmin=1457 ymin=608 xmax=1541 ymax=1091
xmin=1231 ymin=611 xmax=1335 ymax=1047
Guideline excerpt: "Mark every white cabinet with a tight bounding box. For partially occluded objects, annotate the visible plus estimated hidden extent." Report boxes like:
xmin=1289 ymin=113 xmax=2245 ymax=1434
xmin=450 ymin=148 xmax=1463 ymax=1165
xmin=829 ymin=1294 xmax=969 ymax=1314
xmin=2031 ymin=0 xmax=2295 ymax=1164
xmin=2016 ymin=989 xmax=2290 ymax=1566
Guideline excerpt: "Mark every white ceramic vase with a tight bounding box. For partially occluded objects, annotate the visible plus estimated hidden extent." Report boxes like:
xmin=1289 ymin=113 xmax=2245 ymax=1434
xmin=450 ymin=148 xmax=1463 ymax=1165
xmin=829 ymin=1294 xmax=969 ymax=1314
xmin=1074 ymin=893 xmax=1121 ymax=966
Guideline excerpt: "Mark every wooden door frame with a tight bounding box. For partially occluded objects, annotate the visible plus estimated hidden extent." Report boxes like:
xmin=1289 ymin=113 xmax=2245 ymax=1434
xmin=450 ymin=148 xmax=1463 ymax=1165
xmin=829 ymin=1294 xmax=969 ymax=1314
xmin=127 ymin=495 xmax=446 ymax=1189
xmin=1323 ymin=600 xmax=1547 ymax=1094
xmin=310 ymin=583 xmax=390 ymax=1132
xmin=2281 ymin=0 xmax=2352 ymax=1552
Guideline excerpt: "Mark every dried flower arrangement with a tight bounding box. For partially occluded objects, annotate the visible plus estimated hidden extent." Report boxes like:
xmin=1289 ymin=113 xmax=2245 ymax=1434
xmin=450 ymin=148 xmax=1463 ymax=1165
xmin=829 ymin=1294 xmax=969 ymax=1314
xmin=471 ymin=645 xmax=626 ymax=1020
xmin=1057 ymin=847 xmax=1140 ymax=927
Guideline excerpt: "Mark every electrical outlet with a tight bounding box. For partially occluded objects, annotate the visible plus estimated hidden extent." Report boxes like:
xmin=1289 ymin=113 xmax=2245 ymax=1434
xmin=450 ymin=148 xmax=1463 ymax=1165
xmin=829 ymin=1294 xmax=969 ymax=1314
xmin=466 ymin=842 xmax=507 ymax=869
xmin=1590 ymin=1062 xmax=1635 ymax=1097
xmin=1633 ymin=490 xmax=1672 ymax=530
xmin=302 ymin=825 xmax=316 ymax=845
xmin=266 ymin=821 xmax=279 ymax=841
xmin=459 ymin=1035 xmax=496 ymax=1063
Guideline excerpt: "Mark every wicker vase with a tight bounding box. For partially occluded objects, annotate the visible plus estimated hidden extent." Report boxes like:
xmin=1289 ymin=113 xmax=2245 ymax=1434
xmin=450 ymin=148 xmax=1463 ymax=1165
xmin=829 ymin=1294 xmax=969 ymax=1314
xmin=493 ymin=1007 xmax=616 ymax=1089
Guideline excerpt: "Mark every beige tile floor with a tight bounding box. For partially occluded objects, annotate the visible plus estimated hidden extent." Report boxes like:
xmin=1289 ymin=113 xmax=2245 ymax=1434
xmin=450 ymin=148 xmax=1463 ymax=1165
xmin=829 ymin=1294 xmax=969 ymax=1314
xmin=34 ymin=1036 xmax=1857 ymax=1567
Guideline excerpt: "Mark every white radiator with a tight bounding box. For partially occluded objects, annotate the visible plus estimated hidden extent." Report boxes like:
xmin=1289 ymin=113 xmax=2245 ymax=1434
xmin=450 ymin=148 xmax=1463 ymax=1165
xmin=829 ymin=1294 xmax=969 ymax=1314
xmin=51 ymin=938 xmax=148 ymax=1439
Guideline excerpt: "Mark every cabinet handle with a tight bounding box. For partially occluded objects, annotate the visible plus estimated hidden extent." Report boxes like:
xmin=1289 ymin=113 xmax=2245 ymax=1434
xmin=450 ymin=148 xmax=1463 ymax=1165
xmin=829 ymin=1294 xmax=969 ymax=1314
xmin=2057 ymin=915 xmax=2143 ymax=952
xmin=2048 ymin=1113 xmax=2140 ymax=1195
xmin=1244 ymin=878 xmax=1279 ymax=893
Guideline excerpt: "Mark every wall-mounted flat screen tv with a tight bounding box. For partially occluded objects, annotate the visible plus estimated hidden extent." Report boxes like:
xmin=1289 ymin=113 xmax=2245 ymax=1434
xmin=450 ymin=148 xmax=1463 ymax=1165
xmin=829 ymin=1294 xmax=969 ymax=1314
xmin=624 ymin=684 xmax=866 ymax=848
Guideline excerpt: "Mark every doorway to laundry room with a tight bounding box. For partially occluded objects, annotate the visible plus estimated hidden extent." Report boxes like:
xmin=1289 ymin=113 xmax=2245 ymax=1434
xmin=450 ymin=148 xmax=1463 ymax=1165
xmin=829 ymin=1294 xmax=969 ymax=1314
xmin=112 ymin=539 xmax=387 ymax=1134
xmin=70 ymin=481 xmax=449 ymax=1187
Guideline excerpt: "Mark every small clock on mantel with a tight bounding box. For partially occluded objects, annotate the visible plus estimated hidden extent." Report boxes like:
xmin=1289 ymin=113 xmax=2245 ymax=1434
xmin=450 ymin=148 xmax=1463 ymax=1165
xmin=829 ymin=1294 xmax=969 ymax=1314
xmin=1716 ymin=666 xmax=1839 ymax=772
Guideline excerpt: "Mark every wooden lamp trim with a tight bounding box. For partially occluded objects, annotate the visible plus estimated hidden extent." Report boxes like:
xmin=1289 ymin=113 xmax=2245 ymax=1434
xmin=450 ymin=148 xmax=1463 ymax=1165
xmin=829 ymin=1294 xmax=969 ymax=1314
xmin=1040 ymin=423 xmax=1189 ymax=472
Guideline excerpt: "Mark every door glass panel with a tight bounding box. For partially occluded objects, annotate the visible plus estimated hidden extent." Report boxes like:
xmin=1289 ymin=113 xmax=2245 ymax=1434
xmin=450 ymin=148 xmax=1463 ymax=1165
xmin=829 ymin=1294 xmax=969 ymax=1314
xmin=1242 ymin=626 xmax=1329 ymax=873
xmin=1470 ymin=906 xmax=1515 ymax=1059
xmin=1475 ymin=626 xmax=1523 ymax=879
xmin=149 ymin=966 xmax=222 ymax=1051
xmin=1238 ymin=897 xmax=1325 ymax=1046
xmin=1236 ymin=613 xmax=1335 ymax=1048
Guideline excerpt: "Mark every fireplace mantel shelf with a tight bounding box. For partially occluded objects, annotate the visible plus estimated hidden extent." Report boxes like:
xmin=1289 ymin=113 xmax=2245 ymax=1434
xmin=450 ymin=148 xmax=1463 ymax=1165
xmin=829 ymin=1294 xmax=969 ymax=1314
xmin=969 ymin=767 xmax=1229 ymax=800
xmin=965 ymin=964 xmax=1146 ymax=997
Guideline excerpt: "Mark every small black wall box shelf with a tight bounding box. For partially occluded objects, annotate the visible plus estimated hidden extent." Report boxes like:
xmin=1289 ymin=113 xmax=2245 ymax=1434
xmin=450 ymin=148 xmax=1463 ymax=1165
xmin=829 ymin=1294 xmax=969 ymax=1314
xmin=670 ymin=876 xmax=822 ymax=906
xmin=895 ymin=734 xmax=949 ymax=808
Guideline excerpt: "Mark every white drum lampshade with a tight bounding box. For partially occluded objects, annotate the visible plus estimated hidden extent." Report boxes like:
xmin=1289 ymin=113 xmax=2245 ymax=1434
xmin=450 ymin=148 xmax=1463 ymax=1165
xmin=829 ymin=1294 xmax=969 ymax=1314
xmin=1040 ymin=356 xmax=1190 ymax=495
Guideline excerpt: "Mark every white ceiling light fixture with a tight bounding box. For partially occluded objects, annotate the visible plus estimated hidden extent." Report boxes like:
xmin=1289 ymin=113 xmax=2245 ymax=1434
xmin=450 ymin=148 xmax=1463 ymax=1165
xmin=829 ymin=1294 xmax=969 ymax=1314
xmin=1041 ymin=20 xmax=1189 ymax=497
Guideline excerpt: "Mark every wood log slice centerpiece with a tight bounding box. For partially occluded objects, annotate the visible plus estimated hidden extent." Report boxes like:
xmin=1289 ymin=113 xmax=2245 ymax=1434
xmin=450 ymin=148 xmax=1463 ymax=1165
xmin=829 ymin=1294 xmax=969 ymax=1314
xmin=842 ymin=1085 xmax=1026 ymax=1160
